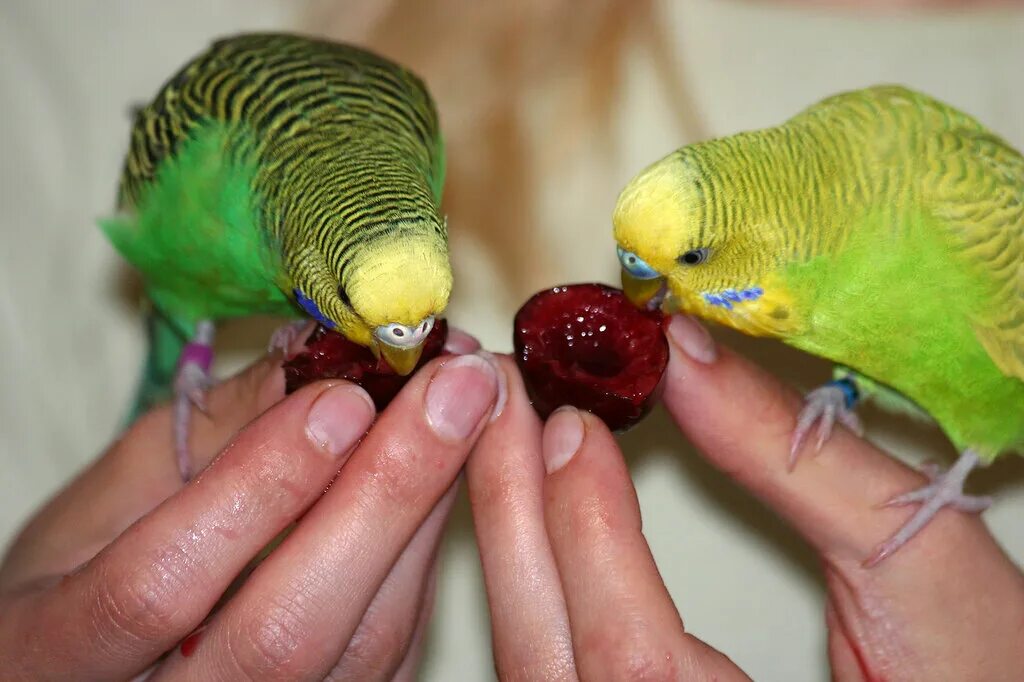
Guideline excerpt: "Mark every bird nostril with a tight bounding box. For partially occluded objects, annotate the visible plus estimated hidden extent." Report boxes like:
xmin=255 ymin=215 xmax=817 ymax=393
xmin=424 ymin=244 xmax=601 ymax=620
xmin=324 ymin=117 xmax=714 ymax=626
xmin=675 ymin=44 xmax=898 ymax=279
xmin=394 ymin=328 xmax=405 ymax=337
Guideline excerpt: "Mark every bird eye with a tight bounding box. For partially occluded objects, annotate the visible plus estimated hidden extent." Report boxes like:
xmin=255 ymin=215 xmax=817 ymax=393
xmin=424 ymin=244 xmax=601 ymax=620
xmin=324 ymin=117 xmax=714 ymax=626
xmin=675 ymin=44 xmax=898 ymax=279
xmin=616 ymin=246 xmax=661 ymax=280
xmin=679 ymin=248 xmax=710 ymax=266
xmin=376 ymin=323 xmax=409 ymax=345
xmin=337 ymin=285 xmax=351 ymax=307
xmin=375 ymin=317 xmax=435 ymax=347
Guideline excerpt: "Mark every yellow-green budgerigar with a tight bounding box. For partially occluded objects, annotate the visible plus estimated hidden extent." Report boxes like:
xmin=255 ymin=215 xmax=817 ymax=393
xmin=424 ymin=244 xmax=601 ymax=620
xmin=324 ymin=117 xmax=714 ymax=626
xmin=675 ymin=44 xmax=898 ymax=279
xmin=102 ymin=33 xmax=451 ymax=480
xmin=613 ymin=85 xmax=1023 ymax=565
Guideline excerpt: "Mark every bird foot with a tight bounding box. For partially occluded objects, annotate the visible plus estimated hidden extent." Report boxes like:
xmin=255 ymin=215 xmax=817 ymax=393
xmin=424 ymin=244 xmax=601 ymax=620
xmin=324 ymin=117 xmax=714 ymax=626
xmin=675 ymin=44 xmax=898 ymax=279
xmin=790 ymin=379 xmax=863 ymax=470
xmin=267 ymin=320 xmax=312 ymax=357
xmin=174 ymin=358 xmax=212 ymax=414
xmin=865 ymin=449 xmax=989 ymax=567
xmin=173 ymin=329 xmax=215 ymax=483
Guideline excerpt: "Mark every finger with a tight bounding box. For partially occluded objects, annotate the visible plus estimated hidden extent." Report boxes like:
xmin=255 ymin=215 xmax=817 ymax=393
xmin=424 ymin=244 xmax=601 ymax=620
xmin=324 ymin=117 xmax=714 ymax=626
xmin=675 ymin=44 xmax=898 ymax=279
xmin=1 ymin=354 xmax=286 ymax=587
xmin=444 ymin=325 xmax=482 ymax=355
xmin=659 ymin=314 xmax=1001 ymax=563
xmin=327 ymin=480 xmax=459 ymax=680
xmin=171 ymin=353 xmax=499 ymax=681
xmin=542 ymin=407 xmax=751 ymax=682
xmin=152 ymin=483 xmax=458 ymax=682
xmin=390 ymin=556 xmax=440 ymax=682
xmin=0 ymin=380 xmax=375 ymax=681
xmin=467 ymin=354 xmax=576 ymax=681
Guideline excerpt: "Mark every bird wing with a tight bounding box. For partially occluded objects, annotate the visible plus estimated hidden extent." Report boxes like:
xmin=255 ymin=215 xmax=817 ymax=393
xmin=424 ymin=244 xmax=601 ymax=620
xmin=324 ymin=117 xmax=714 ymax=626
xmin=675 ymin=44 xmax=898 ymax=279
xmin=930 ymin=128 xmax=1024 ymax=381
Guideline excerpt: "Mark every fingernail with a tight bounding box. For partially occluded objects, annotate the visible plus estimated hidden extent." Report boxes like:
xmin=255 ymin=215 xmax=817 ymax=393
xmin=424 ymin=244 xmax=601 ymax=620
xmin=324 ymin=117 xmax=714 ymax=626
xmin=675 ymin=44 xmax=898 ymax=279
xmin=667 ymin=314 xmax=717 ymax=364
xmin=305 ymin=384 xmax=376 ymax=457
xmin=476 ymin=351 xmax=508 ymax=422
xmin=542 ymin=406 xmax=585 ymax=474
xmin=425 ymin=354 xmax=498 ymax=441
xmin=444 ymin=327 xmax=482 ymax=355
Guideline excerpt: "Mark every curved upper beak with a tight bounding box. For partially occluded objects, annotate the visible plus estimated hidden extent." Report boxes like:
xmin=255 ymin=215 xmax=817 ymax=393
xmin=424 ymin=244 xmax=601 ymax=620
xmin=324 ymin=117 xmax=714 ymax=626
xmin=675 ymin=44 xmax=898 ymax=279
xmin=375 ymin=341 xmax=425 ymax=376
xmin=621 ymin=268 xmax=667 ymax=310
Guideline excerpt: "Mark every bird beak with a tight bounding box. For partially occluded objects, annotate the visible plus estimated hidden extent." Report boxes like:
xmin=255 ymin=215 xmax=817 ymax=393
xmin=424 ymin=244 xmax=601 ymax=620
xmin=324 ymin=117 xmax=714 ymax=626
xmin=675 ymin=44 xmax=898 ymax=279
xmin=621 ymin=268 xmax=667 ymax=309
xmin=376 ymin=341 xmax=425 ymax=376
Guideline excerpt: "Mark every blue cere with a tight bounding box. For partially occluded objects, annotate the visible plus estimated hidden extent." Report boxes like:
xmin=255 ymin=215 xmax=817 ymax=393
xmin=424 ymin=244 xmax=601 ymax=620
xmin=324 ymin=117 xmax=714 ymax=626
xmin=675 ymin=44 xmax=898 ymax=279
xmin=703 ymin=286 xmax=764 ymax=310
xmin=617 ymin=246 xmax=662 ymax=280
xmin=294 ymin=288 xmax=336 ymax=329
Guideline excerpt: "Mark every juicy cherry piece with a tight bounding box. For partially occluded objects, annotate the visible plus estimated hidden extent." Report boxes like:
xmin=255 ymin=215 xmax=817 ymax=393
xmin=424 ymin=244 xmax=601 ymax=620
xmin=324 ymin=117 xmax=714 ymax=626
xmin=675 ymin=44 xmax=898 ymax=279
xmin=283 ymin=319 xmax=448 ymax=410
xmin=514 ymin=283 xmax=669 ymax=432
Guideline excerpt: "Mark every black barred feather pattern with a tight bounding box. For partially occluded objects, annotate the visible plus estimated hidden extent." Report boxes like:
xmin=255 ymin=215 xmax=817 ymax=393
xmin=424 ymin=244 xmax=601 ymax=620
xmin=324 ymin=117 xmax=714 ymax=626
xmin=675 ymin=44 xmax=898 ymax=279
xmin=116 ymin=33 xmax=448 ymax=332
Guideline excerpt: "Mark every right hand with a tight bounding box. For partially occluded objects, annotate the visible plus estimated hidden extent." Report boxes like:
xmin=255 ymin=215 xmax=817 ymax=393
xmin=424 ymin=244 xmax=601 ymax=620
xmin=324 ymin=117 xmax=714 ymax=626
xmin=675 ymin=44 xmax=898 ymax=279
xmin=467 ymin=320 xmax=1024 ymax=681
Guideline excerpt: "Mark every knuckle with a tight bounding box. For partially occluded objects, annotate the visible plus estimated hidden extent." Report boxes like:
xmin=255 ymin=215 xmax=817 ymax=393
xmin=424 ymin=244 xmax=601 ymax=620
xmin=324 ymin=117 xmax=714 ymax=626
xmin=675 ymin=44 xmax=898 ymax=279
xmin=577 ymin=627 xmax=681 ymax=681
xmin=365 ymin=444 xmax=424 ymax=507
xmin=494 ymin=649 xmax=576 ymax=682
xmin=93 ymin=545 xmax=195 ymax=643
xmin=229 ymin=589 xmax=318 ymax=680
xmin=600 ymin=641 xmax=680 ymax=681
xmin=565 ymin=488 xmax=628 ymax=540
xmin=239 ymin=446 xmax=309 ymax=505
xmin=337 ymin=615 xmax=412 ymax=679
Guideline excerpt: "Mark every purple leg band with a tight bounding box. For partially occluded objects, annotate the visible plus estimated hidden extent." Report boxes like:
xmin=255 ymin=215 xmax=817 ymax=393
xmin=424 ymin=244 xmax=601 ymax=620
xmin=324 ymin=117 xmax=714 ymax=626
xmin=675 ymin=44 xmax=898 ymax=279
xmin=179 ymin=342 xmax=214 ymax=372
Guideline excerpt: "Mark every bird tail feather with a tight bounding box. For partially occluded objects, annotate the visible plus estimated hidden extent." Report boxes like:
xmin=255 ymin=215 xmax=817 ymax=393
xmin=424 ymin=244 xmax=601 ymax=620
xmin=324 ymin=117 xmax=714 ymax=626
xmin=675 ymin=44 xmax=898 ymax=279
xmin=125 ymin=310 xmax=185 ymax=424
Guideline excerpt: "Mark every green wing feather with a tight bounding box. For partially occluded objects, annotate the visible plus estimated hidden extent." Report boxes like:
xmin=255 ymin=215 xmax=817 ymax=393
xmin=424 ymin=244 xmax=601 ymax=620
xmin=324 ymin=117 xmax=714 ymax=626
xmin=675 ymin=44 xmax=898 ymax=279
xmin=925 ymin=129 xmax=1024 ymax=382
xmin=103 ymin=33 xmax=449 ymax=418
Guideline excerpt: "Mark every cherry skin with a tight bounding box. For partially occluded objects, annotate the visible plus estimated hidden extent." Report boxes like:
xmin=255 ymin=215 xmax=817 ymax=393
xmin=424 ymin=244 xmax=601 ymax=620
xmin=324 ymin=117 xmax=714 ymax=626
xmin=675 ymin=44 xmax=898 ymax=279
xmin=283 ymin=320 xmax=449 ymax=410
xmin=514 ymin=283 xmax=668 ymax=432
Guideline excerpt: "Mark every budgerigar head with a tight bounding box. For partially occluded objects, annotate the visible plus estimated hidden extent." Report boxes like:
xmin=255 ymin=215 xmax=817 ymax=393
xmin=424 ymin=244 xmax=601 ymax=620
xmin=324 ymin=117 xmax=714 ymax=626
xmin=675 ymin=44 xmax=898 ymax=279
xmin=294 ymin=221 xmax=452 ymax=376
xmin=612 ymin=146 xmax=796 ymax=336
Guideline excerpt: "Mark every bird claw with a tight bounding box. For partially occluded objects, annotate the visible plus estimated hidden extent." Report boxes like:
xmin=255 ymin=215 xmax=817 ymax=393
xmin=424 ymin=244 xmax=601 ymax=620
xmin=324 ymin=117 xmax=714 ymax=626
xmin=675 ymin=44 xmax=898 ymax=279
xmin=173 ymin=336 xmax=215 ymax=482
xmin=175 ymin=361 xmax=212 ymax=415
xmin=268 ymin=321 xmax=312 ymax=357
xmin=865 ymin=450 xmax=989 ymax=567
xmin=789 ymin=384 xmax=860 ymax=470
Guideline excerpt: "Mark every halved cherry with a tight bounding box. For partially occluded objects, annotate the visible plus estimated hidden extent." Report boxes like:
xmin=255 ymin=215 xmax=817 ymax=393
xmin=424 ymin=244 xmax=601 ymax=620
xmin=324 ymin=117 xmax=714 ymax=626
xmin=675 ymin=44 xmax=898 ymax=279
xmin=514 ymin=283 xmax=668 ymax=432
xmin=283 ymin=320 xmax=448 ymax=409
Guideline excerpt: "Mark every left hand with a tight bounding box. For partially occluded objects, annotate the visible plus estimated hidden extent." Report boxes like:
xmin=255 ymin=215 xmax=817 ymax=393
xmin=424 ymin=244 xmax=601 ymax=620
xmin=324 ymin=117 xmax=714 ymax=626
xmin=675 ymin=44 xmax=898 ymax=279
xmin=1 ymin=328 xmax=496 ymax=681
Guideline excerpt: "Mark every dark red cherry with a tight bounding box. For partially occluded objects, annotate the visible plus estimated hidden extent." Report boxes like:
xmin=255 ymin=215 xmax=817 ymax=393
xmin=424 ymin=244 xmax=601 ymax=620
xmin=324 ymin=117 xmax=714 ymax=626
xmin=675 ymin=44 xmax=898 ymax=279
xmin=283 ymin=319 xmax=448 ymax=410
xmin=514 ymin=284 xmax=668 ymax=432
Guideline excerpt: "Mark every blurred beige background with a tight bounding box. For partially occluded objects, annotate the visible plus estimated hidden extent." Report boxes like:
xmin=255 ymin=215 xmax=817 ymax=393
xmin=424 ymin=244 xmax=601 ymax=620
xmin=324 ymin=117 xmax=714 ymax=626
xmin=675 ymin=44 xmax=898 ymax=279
xmin=2 ymin=1 xmax=1023 ymax=679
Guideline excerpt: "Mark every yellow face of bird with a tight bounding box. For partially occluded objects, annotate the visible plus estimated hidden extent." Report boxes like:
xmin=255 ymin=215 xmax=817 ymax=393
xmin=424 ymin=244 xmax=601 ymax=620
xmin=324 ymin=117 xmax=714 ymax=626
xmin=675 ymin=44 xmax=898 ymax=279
xmin=297 ymin=225 xmax=452 ymax=376
xmin=612 ymin=152 xmax=801 ymax=338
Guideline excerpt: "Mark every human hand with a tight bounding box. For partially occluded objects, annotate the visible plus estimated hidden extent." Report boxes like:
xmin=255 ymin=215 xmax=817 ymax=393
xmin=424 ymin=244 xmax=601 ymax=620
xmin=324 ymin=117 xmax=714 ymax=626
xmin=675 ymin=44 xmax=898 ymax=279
xmin=468 ymin=318 xmax=1024 ymax=681
xmin=0 ymin=329 xmax=499 ymax=681
xmin=468 ymin=354 xmax=750 ymax=681
xmin=661 ymin=315 xmax=1024 ymax=680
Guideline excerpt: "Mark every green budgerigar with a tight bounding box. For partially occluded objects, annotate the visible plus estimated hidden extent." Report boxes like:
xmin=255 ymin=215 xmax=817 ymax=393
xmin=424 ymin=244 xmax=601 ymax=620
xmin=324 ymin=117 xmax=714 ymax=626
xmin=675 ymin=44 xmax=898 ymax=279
xmin=613 ymin=85 xmax=1023 ymax=564
xmin=102 ymin=33 xmax=451 ymax=480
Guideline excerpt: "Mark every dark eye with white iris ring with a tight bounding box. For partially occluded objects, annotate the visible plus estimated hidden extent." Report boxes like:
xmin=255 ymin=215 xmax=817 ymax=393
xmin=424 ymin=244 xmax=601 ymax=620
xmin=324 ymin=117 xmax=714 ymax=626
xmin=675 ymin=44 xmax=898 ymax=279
xmin=679 ymin=248 xmax=710 ymax=266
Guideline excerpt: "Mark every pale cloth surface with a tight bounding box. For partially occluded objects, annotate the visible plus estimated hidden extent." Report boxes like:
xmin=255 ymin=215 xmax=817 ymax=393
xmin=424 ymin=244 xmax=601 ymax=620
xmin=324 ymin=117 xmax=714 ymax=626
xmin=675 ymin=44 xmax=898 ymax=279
xmin=2 ymin=2 xmax=1022 ymax=679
